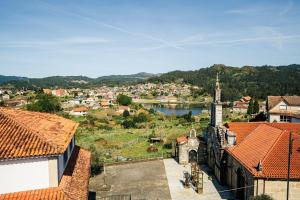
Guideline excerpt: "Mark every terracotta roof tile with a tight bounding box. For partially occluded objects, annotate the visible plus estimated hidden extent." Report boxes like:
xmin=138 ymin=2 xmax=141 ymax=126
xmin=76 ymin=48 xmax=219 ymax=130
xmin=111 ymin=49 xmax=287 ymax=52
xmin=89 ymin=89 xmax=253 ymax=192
xmin=59 ymin=146 xmax=91 ymax=200
xmin=0 ymin=146 xmax=91 ymax=200
xmin=226 ymin=123 xmax=300 ymax=179
xmin=225 ymin=122 xmax=300 ymax=144
xmin=176 ymin=136 xmax=188 ymax=143
xmin=72 ymin=106 xmax=88 ymax=112
xmin=0 ymin=108 xmax=78 ymax=159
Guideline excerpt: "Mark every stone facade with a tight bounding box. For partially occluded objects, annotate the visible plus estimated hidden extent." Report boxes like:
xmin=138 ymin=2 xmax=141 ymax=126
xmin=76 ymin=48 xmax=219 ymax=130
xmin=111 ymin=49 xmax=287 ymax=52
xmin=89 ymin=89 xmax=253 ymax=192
xmin=177 ymin=129 xmax=200 ymax=165
xmin=206 ymin=75 xmax=300 ymax=200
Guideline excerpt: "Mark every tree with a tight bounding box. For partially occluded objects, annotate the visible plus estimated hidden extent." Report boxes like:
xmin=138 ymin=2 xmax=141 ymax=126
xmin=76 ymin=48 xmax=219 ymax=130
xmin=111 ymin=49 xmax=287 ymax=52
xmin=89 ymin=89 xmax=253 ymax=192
xmin=247 ymin=99 xmax=254 ymax=115
xmin=123 ymin=110 xmax=130 ymax=118
xmin=117 ymin=94 xmax=132 ymax=106
xmin=27 ymin=93 xmax=61 ymax=113
xmin=253 ymin=100 xmax=260 ymax=114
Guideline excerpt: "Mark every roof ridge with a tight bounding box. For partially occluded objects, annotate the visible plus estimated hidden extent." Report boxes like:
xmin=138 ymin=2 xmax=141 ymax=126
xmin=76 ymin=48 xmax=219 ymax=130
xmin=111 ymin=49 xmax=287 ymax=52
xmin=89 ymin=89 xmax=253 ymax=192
xmin=231 ymin=123 xmax=265 ymax=151
xmin=260 ymin=126 xmax=286 ymax=166
xmin=0 ymin=108 xmax=60 ymax=151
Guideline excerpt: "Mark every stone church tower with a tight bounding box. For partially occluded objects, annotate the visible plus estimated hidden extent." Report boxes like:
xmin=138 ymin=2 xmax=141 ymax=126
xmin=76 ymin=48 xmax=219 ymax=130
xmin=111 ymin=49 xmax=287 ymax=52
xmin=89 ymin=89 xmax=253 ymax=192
xmin=210 ymin=73 xmax=222 ymax=127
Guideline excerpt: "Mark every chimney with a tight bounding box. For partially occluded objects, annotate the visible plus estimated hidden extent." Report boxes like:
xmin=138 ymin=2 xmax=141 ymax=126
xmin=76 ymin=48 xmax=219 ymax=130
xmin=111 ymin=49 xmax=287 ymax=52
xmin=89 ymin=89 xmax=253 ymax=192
xmin=257 ymin=160 xmax=263 ymax=172
xmin=227 ymin=131 xmax=236 ymax=146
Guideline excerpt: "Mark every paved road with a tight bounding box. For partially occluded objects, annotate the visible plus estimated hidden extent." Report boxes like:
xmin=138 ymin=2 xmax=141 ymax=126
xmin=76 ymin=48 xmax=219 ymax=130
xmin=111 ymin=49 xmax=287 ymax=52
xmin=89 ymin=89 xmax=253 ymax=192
xmin=90 ymin=160 xmax=171 ymax=200
xmin=163 ymin=159 xmax=235 ymax=200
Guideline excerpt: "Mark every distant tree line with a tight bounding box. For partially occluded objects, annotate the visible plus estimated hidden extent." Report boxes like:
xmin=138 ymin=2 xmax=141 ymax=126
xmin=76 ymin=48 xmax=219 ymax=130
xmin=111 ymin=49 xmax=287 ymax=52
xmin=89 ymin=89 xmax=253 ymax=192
xmin=147 ymin=64 xmax=300 ymax=101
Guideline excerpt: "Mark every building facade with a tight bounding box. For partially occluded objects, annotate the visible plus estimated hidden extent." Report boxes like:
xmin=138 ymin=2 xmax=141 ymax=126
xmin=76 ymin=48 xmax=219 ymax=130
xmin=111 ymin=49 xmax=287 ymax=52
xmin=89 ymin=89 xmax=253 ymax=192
xmin=207 ymin=75 xmax=300 ymax=200
xmin=267 ymin=96 xmax=300 ymax=123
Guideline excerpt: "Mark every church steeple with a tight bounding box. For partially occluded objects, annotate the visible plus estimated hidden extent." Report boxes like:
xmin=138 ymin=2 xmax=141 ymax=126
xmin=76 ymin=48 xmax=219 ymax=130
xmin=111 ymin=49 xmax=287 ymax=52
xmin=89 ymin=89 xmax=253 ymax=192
xmin=211 ymin=73 xmax=223 ymax=127
xmin=214 ymin=73 xmax=221 ymax=103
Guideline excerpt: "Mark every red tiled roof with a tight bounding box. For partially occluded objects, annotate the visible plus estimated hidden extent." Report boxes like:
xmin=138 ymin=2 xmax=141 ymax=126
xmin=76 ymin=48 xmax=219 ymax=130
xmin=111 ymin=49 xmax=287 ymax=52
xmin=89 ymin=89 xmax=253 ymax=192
xmin=0 ymin=107 xmax=78 ymax=159
xmin=233 ymin=101 xmax=249 ymax=109
xmin=0 ymin=146 xmax=91 ymax=200
xmin=226 ymin=123 xmax=300 ymax=179
xmin=72 ymin=106 xmax=88 ymax=112
xmin=225 ymin=122 xmax=264 ymax=144
xmin=0 ymin=188 xmax=67 ymax=200
xmin=59 ymin=146 xmax=91 ymax=200
xmin=225 ymin=122 xmax=300 ymax=144
xmin=177 ymin=136 xmax=188 ymax=143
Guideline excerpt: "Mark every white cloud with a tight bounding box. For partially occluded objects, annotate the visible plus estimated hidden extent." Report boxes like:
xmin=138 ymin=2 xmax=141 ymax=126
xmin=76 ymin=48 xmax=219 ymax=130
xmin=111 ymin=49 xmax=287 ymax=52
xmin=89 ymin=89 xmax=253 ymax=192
xmin=0 ymin=36 xmax=111 ymax=47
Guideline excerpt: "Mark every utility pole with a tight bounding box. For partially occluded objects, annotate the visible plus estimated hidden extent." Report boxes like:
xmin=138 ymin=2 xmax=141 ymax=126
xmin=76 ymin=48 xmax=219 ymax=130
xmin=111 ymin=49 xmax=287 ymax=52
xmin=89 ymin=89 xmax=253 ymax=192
xmin=287 ymin=131 xmax=293 ymax=200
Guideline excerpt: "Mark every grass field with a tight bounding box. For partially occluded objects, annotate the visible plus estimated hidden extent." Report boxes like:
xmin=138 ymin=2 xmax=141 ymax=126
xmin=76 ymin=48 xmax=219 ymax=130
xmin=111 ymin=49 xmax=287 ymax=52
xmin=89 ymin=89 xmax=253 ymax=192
xmin=74 ymin=109 xmax=209 ymax=163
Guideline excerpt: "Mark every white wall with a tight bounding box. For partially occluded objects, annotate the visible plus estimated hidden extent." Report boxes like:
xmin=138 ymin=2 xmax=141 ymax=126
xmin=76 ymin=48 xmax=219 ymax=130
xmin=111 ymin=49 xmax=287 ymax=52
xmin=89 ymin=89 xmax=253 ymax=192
xmin=0 ymin=157 xmax=49 ymax=194
xmin=269 ymin=114 xmax=280 ymax=122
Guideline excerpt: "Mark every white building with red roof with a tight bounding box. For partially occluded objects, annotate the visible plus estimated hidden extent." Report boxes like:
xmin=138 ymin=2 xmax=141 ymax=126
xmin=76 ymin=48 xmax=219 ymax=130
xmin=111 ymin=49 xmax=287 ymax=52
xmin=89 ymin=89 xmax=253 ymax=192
xmin=0 ymin=107 xmax=91 ymax=199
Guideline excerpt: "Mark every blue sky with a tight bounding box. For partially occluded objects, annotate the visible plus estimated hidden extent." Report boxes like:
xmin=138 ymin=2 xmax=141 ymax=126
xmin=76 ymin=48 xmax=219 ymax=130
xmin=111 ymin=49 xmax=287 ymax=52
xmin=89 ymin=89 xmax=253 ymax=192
xmin=0 ymin=0 xmax=300 ymax=77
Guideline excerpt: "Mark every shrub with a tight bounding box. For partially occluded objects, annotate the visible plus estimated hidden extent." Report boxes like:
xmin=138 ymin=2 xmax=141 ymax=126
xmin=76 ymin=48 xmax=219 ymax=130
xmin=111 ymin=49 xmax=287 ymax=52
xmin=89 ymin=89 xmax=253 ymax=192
xmin=123 ymin=110 xmax=130 ymax=118
xmin=122 ymin=120 xmax=136 ymax=128
xmin=133 ymin=113 xmax=148 ymax=123
xmin=147 ymin=145 xmax=158 ymax=152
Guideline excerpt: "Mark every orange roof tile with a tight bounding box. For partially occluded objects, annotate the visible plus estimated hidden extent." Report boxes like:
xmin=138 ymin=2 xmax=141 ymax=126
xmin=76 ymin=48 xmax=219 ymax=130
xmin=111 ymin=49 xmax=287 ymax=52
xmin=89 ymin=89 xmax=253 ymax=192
xmin=225 ymin=122 xmax=264 ymax=144
xmin=226 ymin=123 xmax=300 ymax=179
xmin=0 ymin=107 xmax=78 ymax=159
xmin=177 ymin=136 xmax=188 ymax=143
xmin=72 ymin=106 xmax=88 ymax=112
xmin=225 ymin=122 xmax=300 ymax=144
xmin=0 ymin=146 xmax=91 ymax=200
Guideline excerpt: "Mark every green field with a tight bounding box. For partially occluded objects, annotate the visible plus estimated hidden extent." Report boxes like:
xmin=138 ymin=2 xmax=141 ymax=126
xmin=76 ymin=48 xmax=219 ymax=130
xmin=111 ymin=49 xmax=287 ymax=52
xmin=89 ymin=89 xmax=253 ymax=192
xmin=74 ymin=109 xmax=209 ymax=164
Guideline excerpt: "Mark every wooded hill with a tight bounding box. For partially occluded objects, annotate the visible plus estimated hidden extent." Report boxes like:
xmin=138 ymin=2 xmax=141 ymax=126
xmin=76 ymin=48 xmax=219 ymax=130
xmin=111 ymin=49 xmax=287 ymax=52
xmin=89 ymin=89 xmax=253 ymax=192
xmin=0 ymin=72 xmax=156 ymax=89
xmin=1 ymin=65 xmax=300 ymax=102
xmin=147 ymin=64 xmax=300 ymax=101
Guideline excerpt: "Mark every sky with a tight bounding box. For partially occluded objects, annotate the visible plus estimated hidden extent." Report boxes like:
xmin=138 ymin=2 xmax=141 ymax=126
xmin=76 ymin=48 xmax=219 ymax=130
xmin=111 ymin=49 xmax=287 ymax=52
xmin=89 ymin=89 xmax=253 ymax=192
xmin=0 ymin=0 xmax=300 ymax=78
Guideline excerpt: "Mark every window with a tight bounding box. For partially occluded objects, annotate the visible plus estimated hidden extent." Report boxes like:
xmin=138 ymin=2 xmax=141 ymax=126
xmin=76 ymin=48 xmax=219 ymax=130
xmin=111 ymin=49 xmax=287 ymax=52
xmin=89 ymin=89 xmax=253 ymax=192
xmin=280 ymin=115 xmax=291 ymax=122
xmin=279 ymin=105 xmax=287 ymax=110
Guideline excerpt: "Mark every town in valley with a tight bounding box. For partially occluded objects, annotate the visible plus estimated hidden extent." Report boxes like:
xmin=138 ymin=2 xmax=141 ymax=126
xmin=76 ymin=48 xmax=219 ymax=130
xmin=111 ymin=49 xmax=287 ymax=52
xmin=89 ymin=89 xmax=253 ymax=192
xmin=0 ymin=1 xmax=300 ymax=200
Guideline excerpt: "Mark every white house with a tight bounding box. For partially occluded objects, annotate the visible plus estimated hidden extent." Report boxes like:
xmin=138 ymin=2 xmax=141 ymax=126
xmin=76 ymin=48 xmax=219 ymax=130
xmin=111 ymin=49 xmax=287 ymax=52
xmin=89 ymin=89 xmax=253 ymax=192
xmin=267 ymin=96 xmax=300 ymax=123
xmin=0 ymin=107 xmax=91 ymax=199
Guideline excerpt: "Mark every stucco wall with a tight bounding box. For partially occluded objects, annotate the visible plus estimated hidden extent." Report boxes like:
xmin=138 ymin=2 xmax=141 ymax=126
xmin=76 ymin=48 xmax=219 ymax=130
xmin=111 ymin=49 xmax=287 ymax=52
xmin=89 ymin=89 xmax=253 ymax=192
xmin=269 ymin=114 xmax=280 ymax=122
xmin=0 ymin=157 xmax=49 ymax=194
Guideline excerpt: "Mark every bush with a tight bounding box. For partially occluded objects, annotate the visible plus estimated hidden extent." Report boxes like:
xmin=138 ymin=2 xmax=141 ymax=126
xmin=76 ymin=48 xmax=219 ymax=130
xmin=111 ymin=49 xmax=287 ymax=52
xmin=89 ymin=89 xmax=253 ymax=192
xmin=123 ymin=110 xmax=130 ymax=118
xmin=133 ymin=113 xmax=148 ymax=123
xmin=147 ymin=145 xmax=158 ymax=152
xmin=122 ymin=120 xmax=136 ymax=128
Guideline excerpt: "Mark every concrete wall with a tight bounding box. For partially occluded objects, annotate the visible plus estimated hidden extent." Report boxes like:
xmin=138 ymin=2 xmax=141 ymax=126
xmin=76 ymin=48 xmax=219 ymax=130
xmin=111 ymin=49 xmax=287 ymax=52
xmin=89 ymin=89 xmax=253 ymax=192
xmin=0 ymin=157 xmax=50 ymax=194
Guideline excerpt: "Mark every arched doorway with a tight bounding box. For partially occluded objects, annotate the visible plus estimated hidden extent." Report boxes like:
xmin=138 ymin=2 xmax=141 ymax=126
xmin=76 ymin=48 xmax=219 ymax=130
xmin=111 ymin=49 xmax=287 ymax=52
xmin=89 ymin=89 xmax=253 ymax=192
xmin=189 ymin=150 xmax=198 ymax=163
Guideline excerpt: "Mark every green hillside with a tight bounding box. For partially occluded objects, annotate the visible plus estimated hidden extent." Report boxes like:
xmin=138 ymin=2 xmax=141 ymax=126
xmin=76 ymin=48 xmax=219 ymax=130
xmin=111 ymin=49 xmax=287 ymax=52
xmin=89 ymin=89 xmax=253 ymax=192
xmin=148 ymin=64 xmax=300 ymax=101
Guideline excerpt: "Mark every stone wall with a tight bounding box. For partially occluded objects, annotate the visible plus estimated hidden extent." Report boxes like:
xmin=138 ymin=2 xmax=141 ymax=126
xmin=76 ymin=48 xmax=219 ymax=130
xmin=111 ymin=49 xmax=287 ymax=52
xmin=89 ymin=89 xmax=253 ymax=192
xmin=254 ymin=179 xmax=300 ymax=200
